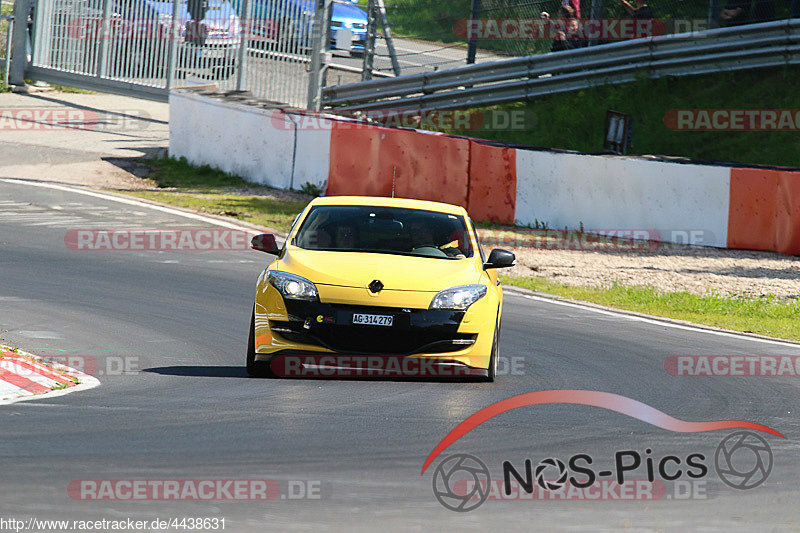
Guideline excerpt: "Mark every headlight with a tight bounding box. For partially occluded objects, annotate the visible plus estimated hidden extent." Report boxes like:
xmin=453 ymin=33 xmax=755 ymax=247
xmin=268 ymin=271 xmax=318 ymax=300
xmin=429 ymin=284 xmax=487 ymax=310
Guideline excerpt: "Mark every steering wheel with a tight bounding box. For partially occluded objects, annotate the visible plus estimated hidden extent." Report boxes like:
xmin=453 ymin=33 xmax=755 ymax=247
xmin=411 ymin=245 xmax=447 ymax=257
xmin=441 ymin=247 xmax=464 ymax=258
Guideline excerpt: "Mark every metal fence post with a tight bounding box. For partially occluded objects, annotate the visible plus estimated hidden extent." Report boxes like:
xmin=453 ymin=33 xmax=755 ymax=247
xmin=588 ymin=0 xmax=603 ymax=46
xmin=96 ymin=0 xmax=113 ymax=78
xmin=362 ymin=0 xmax=377 ymax=81
xmin=307 ymin=0 xmax=331 ymax=110
xmin=165 ymin=0 xmax=181 ymax=90
xmin=708 ymin=0 xmax=721 ymax=29
xmin=9 ymin=0 xmax=30 ymax=85
xmin=31 ymin=0 xmax=52 ymax=67
xmin=235 ymin=0 xmax=251 ymax=90
xmin=466 ymin=0 xmax=480 ymax=64
xmin=375 ymin=0 xmax=400 ymax=75
xmin=3 ymin=18 xmax=13 ymax=87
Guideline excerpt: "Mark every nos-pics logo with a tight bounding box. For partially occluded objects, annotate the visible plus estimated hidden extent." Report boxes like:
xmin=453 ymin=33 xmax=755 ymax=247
xmin=431 ymin=430 xmax=774 ymax=512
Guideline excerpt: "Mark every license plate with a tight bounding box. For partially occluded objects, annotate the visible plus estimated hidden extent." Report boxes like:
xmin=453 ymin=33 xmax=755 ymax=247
xmin=352 ymin=313 xmax=393 ymax=326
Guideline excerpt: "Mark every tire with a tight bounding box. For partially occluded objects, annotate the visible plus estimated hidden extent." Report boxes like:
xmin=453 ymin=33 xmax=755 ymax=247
xmin=482 ymin=315 xmax=500 ymax=383
xmin=246 ymin=309 xmax=273 ymax=377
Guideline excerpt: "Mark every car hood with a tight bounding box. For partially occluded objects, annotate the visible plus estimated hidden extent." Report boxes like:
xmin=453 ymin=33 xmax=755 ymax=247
xmin=332 ymin=1 xmax=367 ymax=23
xmin=279 ymin=247 xmax=482 ymax=292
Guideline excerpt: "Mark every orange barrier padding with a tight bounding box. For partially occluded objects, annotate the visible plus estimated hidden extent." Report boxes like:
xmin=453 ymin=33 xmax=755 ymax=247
xmin=775 ymin=171 xmax=800 ymax=254
xmin=327 ymin=123 xmax=392 ymax=197
xmin=467 ymin=141 xmax=517 ymax=224
xmin=327 ymin=123 xmax=470 ymax=206
xmin=727 ymin=168 xmax=778 ymax=251
xmin=727 ymin=168 xmax=800 ymax=254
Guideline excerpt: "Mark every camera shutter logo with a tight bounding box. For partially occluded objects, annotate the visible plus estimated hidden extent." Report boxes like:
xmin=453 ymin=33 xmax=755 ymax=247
xmin=535 ymin=457 xmax=569 ymax=491
xmin=715 ymin=431 xmax=773 ymax=490
xmin=432 ymin=454 xmax=491 ymax=512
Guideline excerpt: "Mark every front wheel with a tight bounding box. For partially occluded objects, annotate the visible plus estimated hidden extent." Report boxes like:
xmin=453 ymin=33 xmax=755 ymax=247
xmin=482 ymin=316 xmax=500 ymax=382
xmin=246 ymin=309 xmax=273 ymax=377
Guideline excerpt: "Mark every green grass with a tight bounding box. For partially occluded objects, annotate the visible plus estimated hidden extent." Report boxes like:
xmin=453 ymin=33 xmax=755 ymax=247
xmin=119 ymin=157 xmax=311 ymax=232
xmin=442 ymin=67 xmax=800 ymax=169
xmin=143 ymin=156 xmax=252 ymax=189
xmin=47 ymin=84 xmax=96 ymax=94
xmin=502 ymin=275 xmax=800 ymax=341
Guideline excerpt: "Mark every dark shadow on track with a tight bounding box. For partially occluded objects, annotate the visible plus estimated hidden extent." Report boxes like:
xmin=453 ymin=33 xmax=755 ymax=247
xmin=142 ymin=365 xmax=489 ymax=383
xmin=142 ymin=366 xmax=249 ymax=378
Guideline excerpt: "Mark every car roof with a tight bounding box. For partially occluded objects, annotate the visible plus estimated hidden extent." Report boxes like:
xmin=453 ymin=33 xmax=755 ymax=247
xmin=308 ymin=196 xmax=468 ymax=216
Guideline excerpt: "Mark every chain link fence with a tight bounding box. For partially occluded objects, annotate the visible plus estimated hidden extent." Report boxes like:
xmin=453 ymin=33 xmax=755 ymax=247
xmin=352 ymin=0 xmax=798 ymax=77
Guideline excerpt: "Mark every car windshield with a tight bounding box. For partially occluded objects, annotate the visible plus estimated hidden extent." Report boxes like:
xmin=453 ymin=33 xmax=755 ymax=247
xmin=293 ymin=205 xmax=474 ymax=259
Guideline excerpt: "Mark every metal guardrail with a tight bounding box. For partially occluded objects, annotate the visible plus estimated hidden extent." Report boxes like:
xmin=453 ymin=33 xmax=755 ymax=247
xmin=322 ymin=19 xmax=800 ymax=111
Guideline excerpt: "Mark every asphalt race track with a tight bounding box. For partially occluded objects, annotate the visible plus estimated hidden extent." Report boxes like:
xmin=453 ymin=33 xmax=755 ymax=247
xmin=1 ymin=178 xmax=799 ymax=531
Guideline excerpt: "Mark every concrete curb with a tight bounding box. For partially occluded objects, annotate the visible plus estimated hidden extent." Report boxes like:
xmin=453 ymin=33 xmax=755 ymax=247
xmin=0 ymin=346 xmax=101 ymax=405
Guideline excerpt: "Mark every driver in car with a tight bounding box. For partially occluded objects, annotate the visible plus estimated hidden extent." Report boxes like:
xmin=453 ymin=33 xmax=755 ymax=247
xmin=409 ymin=220 xmax=465 ymax=258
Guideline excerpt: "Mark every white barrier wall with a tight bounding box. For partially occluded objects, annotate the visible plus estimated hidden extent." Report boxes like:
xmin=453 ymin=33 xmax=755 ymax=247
xmin=170 ymin=90 xmax=738 ymax=249
xmin=515 ymin=150 xmax=731 ymax=247
xmin=169 ymin=91 xmax=331 ymax=190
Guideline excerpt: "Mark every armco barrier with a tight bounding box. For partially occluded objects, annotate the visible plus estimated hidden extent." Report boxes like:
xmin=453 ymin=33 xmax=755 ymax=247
xmin=169 ymin=89 xmax=800 ymax=255
xmin=728 ymin=168 xmax=800 ymax=254
xmin=327 ymin=122 xmax=471 ymax=207
xmin=466 ymin=141 xmax=516 ymax=224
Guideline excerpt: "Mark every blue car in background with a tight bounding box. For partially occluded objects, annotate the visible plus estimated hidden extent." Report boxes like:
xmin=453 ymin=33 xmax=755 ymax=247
xmin=234 ymin=0 xmax=368 ymax=53
xmin=330 ymin=0 xmax=368 ymax=52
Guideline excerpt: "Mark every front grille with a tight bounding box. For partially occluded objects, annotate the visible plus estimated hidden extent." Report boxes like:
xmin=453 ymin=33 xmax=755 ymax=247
xmin=271 ymin=301 xmax=470 ymax=355
xmin=351 ymin=22 xmax=366 ymax=30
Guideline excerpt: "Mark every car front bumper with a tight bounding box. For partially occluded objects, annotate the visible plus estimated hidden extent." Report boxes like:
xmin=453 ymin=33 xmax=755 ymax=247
xmin=254 ymin=297 xmax=495 ymax=377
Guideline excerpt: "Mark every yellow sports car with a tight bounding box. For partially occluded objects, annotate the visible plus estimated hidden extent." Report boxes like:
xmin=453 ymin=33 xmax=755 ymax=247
xmin=246 ymin=196 xmax=515 ymax=381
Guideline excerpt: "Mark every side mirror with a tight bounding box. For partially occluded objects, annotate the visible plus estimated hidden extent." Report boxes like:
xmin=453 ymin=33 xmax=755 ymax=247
xmin=251 ymin=233 xmax=281 ymax=255
xmin=484 ymin=248 xmax=515 ymax=269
